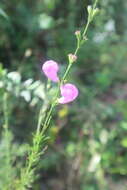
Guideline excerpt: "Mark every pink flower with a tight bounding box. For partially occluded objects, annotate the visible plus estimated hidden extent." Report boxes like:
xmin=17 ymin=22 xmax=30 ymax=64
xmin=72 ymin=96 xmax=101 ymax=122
xmin=42 ymin=60 xmax=59 ymax=82
xmin=58 ymin=83 xmax=79 ymax=104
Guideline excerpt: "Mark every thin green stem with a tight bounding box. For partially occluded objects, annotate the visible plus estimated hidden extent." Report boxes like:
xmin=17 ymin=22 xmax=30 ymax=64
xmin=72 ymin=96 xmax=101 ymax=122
xmin=74 ymin=35 xmax=80 ymax=55
xmin=18 ymin=0 xmax=100 ymax=188
xmin=40 ymin=62 xmax=73 ymax=135
xmin=83 ymin=0 xmax=99 ymax=37
xmin=3 ymin=93 xmax=9 ymax=130
xmin=36 ymin=101 xmax=49 ymax=134
xmin=3 ymin=92 xmax=13 ymax=189
xmin=83 ymin=19 xmax=90 ymax=37
xmin=93 ymin=0 xmax=99 ymax=9
xmin=37 ymin=0 xmax=100 ymax=136
xmin=41 ymin=103 xmax=55 ymax=133
xmin=36 ymin=107 xmax=43 ymax=134
xmin=36 ymin=0 xmax=99 ymax=138
xmin=62 ymin=63 xmax=72 ymax=82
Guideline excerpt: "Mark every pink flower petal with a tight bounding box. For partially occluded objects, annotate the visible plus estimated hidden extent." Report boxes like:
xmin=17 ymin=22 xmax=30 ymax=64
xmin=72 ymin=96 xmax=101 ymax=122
xmin=42 ymin=60 xmax=59 ymax=82
xmin=58 ymin=83 xmax=79 ymax=104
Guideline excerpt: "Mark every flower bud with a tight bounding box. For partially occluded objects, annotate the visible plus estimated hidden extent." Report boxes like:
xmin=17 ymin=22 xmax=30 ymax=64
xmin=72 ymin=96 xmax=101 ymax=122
xmin=75 ymin=30 xmax=81 ymax=42
xmin=68 ymin=54 xmax=77 ymax=64
xmin=75 ymin=30 xmax=81 ymax=36
xmin=92 ymin=8 xmax=99 ymax=17
xmin=87 ymin=5 xmax=92 ymax=15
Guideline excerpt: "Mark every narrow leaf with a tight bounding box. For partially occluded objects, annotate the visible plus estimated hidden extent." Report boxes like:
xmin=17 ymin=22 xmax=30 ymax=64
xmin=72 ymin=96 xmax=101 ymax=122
xmin=0 ymin=8 xmax=8 ymax=19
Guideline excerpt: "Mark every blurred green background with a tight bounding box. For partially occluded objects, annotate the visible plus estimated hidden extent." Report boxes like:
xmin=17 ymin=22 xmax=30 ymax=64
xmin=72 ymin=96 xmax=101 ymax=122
xmin=0 ymin=0 xmax=127 ymax=189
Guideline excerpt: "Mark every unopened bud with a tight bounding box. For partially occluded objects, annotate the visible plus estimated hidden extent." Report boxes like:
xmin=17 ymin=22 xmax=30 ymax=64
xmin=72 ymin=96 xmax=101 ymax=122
xmin=68 ymin=53 xmax=77 ymax=64
xmin=75 ymin=30 xmax=81 ymax=36
xmin=87 ymin=5 xmax=92 ymax=15
xmin=92 ymin=8 xmax=99 ymax=17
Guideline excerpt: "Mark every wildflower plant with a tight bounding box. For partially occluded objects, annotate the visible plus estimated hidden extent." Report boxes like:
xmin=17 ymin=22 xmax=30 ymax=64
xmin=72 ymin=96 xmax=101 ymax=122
xmin=15 ymin=0 xmax=100 ymax=189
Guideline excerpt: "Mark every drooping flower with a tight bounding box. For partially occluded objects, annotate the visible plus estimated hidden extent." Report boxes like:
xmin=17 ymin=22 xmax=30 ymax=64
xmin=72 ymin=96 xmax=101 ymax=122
xmin=42 ymin=60 xmax=59 ymax=82
xmin=58 ymin=83 xmax=79 ymax=104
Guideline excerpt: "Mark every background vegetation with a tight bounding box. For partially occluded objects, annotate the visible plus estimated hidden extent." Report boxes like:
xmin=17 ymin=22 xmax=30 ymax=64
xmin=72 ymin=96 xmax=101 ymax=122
xmin=0 ymin=0 xmax=127 ymax=189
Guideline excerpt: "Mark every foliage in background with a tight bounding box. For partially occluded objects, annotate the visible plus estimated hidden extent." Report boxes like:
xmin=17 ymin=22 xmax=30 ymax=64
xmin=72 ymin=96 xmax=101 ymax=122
xmin=0 ymin=0 xmax=127 ymax=189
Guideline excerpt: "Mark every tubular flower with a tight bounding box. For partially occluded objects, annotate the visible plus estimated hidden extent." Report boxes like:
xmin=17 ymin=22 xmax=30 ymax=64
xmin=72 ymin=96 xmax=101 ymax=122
xmin=58 ymin=83 xmax=79 ymax=104
xmin=42 ymin=60 xmax=59 ymax=82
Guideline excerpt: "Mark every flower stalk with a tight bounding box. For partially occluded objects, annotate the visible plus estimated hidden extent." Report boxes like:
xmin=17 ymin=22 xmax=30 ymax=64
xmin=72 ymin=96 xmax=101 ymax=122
xmin=18 ymin=0 xmax=99 ymax=189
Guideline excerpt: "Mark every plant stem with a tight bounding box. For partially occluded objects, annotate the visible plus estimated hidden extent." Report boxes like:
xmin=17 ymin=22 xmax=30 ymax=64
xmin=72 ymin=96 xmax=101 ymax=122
xmin=3 ymin=92 xmax=12 ymax=189
xmin=93 ymin=0 xmax=99 ymax=9
xmin=3 ymin=93 xmax=9 ymax=130
xmin=41 ymin=103 xmax=55 ymax=133
xmin=83 ymin=19 xmax=90 ymax=37
xmin=39 ymin=2 xmax=96 ymax=134
xmin=18 ymin=0 xmax=100 ymax=188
